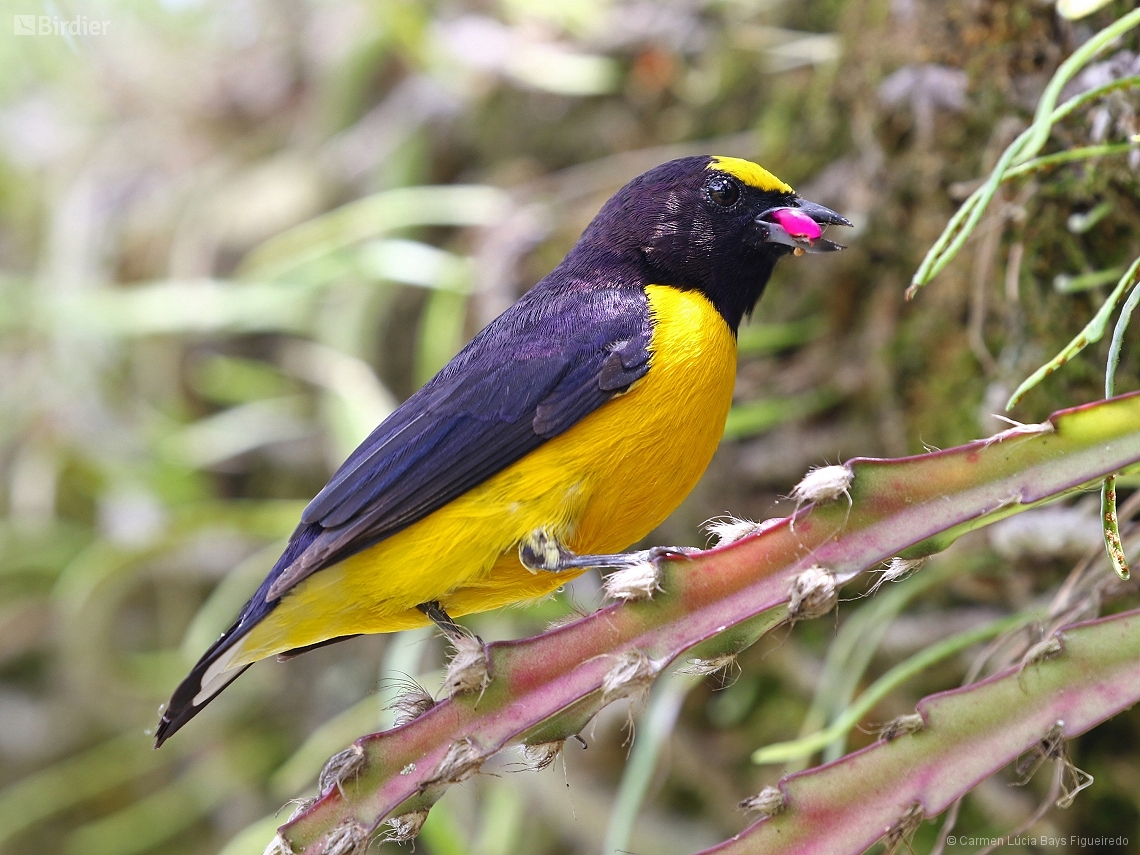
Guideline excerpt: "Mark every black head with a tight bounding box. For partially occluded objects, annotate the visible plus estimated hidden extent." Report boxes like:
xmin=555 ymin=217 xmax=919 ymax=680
xmin=563 ymin=155 xmax=850 ymax=332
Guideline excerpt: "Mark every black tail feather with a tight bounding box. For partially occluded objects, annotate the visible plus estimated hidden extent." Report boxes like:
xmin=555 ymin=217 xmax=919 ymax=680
xmin=154 ymin=523 xmax=326 ymax=747
xmin=154 ymin=661 xmax=250 ymax=747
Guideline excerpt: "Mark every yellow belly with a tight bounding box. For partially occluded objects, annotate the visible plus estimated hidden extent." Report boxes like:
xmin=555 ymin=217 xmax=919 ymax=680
xmin=234 ymin=285 xmax=737 ymax=664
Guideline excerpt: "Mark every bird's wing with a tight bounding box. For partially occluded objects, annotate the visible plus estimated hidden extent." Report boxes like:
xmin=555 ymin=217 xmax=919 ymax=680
xmin=154 ymin=285 xmax=653 ymax=747
xmin=265 ymin=284 xmax=652 ymax=600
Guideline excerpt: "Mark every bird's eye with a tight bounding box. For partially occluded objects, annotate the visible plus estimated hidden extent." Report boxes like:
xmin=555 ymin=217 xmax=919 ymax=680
xmin=706 ymin=175 xmax=740 ymax=207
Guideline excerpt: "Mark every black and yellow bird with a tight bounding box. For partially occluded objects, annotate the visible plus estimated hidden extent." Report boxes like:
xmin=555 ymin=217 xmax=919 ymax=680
xmin=155 ymin=155 xmax=848 ymax=745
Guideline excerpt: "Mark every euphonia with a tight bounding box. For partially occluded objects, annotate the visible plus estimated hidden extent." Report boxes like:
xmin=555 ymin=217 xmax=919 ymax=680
xmin=155 ymin=155 xmax=848 ymax=745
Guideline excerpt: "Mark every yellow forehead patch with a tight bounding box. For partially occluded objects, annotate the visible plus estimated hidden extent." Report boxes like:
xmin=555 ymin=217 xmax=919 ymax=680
xmin=708 ymin=155 xmax=793 ymax=194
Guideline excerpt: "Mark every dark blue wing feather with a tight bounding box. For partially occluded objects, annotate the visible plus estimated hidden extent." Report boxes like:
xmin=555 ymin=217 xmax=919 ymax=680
xmin=154 ymin=281 xmax=653 ymax=746
xmin=267 ymin=283 xmax=653 ymax=595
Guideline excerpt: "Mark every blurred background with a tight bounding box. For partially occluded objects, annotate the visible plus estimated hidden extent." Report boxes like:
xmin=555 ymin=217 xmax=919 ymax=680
xmin=2 ymin=1 xmax=1140 ymax=853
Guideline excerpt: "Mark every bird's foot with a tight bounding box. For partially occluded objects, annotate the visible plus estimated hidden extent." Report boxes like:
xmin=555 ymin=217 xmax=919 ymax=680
xmin=519 ymin=530 xmax=698 ymax=574
xmin=519 ymin=531 xmax=700 ymax=602
xmin=416 ymin=600 xmax=470 ymax=641
xmin=415 ymin=600 xmax=491 ymax=697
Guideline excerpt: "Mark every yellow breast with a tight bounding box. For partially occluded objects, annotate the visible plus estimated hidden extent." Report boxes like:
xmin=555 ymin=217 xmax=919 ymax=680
xmin=233 ymin=284 xmax=737 ymax=663
xmin=553 ymin=284 xmax=738 ymax=553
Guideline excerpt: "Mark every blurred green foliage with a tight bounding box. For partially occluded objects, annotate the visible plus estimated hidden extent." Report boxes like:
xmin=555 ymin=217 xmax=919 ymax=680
xmin=1 ymin=1 xmax=1140 ymax=854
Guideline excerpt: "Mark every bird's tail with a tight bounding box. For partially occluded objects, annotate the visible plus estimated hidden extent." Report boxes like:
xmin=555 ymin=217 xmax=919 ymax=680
xmin=153 ymin=621 xmax=253 ymax=747
xmin=154 ymin=523 xmax=323 ymax=747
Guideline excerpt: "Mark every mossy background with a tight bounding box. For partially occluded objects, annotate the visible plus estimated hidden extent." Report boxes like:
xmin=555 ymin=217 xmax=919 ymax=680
xmin=1 ymin=1 xmax=1139 ymax=854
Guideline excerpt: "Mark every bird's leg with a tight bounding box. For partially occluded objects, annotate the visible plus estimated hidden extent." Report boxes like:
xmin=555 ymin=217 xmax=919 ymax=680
xmin=416 ymin=600 xmax=467 ymax=641
xmin=518 ymin=529 xmax=700 ymax=573
xmin=417 ymin=601 xmax=491 ymax=696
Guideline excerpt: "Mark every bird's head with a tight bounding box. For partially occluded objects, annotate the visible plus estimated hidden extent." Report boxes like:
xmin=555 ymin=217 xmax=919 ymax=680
xmin=571 ymin=155 xmax=850 ymax=331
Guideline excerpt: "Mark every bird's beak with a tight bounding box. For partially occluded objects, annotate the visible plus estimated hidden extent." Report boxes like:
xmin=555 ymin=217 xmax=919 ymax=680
xmin=755 ymin=197 xmax=852 ymax=254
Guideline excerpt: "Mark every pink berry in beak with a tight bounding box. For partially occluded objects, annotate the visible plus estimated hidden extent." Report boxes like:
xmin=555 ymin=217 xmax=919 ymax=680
xmin=769 ymin=208 xmax=823 ymax=241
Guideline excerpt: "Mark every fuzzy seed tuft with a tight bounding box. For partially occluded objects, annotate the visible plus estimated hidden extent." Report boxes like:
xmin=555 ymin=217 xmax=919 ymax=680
xmin=286 ymin=796 xmax=318 ymax=822
xmin=738 ymin=786 xmax=786 ymax=818
xmin=791 ymin=464 xmax=853 ymax=508
xmin=602 ymin=649 xmax=657 ymax=704
xmin=318 ymin=744 xmax=365 ymax=796
xmin=443 ymin=633 xmax=491 ymax=696
xmin=787 ymin=565 xmax=837 ymax=622
xmin=877 ymin=713 xmax=925 ymax=741
xmin=679 ymin=653 xmax=738 ymax=676
xmin=703 ymin=515 xmax=761 ymax=547
xmin=1021 ymin=635 xmax=1063 ymax=668
xmin=323 ymin=820 xmax=370 ymax=855
xmin=386 ymin=810 xmax=429 ymax=842
xmin=389 ymin=683 xmax=436 ymax=726
xmin=603 ymin=560 xmax=662 ymax=601
xmin=545 ymin=610 xmax=587 ymax=631
xmin=429 ymin=736 xmax=485 ymax=785
xmin=883 ymin=801 xmax=925 ymax=855
xmin=520 ymin=740 xmax=564 ymax=771
xmin=869 ymin=557 xmax=926 ymax=593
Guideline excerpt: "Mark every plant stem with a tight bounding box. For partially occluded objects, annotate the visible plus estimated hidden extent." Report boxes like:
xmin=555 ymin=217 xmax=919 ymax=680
xmin=1003 ymin=142 xmax=1135 ymax=180
xmin=751 ymin=612 xmax=1034 ymax=765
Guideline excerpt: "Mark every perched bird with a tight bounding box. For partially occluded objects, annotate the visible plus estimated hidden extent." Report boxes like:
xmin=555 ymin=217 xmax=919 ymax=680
xmin=155 ymin=155 xmax=848 ymax=745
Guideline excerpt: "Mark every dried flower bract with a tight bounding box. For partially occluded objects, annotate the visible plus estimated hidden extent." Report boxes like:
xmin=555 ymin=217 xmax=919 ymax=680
xmin=386 ymin=810 xmax=429 ymax=842
xmin=869 ymin=556 xmax=926 ymax=593
xmin=877 ymin=713 xmax=925 ymax=741
xmin=883 ymin=801 xmax=925 ymax=854
xmin=679 ymin=652 xmax=738 ymax=676
xmin=985 ymin=416 xmax=1054 ymax=445
xmin=1021 ymin=635 xmax=1063 ymax=668
xmin=787 ymin=565 xmax=837 ymax=622
xmin=323 ymin=820 xmax=370 ymax=855
xmin=443 ymin=633 xmax=491 ymax=696
xmin=318 ymin=744 xmax=365 ymax=796
xmin=704 ymin=515 xmax=761 ymax=547
xmin=738 ymin=786 xmax=786 ymax=818
xmin=428 ymin=736 xmax=485 ymax=785
xmin=389 ymin=683 xmax=436 ymax=727
xmin=1015 ymin=721 xmax=1094 ymax=808
xmin=520 ymin=740 xmax=564 ymax=771
xmin=604 ymin=560 xmax=663 ymax=601
xmin=602 ymin=648 xmax=657 ymax=704
xmin=791 ymin=465 xmax=854 ymax=507
xmin=286 ymin=796 xmax=317 ymax=822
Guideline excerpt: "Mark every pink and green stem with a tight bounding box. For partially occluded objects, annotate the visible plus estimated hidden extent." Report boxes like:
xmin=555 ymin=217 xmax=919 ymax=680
xmin=277 ymin=391 xmax=1140 ymax=855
